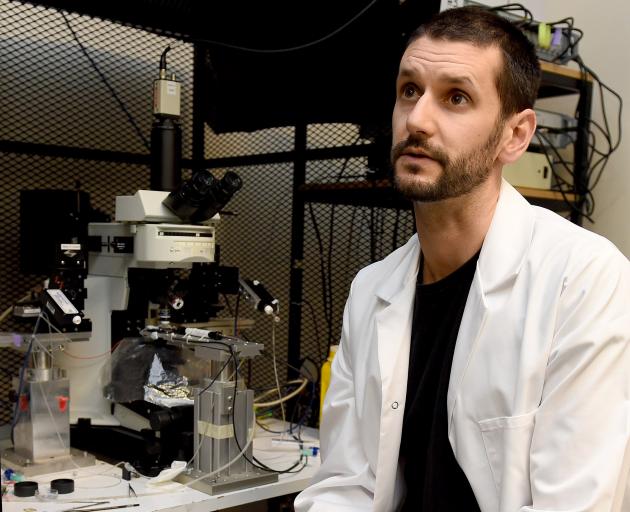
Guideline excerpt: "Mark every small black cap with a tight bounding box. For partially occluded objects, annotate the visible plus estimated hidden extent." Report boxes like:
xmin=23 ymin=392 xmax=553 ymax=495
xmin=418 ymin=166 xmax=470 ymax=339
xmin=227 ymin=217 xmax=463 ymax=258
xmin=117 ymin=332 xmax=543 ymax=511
xmin=51 ymin=478 xmax=74 ymax=494
xmin=14 ymin=480 xmax=38 ymax=497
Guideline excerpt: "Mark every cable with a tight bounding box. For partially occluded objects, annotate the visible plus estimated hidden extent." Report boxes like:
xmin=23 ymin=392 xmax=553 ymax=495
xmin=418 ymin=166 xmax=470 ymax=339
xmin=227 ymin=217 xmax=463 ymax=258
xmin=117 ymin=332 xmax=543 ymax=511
xmin=535 ymin=130 xmax=595 ymax=222
xmin=575 ymin=57 xmax=621 ymax=151
xmin=222 ymin=293 xmax=234 ymax=316
xmin=269 ymin=317 xmax=287 ymax=429
xmin=253 ymin=380 xmax=306 ymax=394
xmin=186 ymin=355 xmax=233 ymax=467
xmin=308 ymin=203 xmax=332 ymax=354
xmin=230 ymin=348 xmax=307 ymax=474
xmin=302 ymin=299 xmax=323 ymax=363
xmin=233 ymin=292 xmax=241 ymax=335
xmin=572 ymin=55 xmax=623 ymax=192
xmin=258 ymin=350 xmax=317 ymax=382
xmin=488 ymin=4 xmax=534 ymax=27
xmin=0 ymin=292 xmax=31 ymax=324
xmin=192 ymin=0 xmax=379 ymax=54
xmin=154 ymin=329 xmax=308 ymax=474
xmin=182 ymin=413 xmax=255 ymax=488
xmin=254 ymin=379 xmax=308 ymax=408
xmin=59 ymin=11 xmax=150 ymax=151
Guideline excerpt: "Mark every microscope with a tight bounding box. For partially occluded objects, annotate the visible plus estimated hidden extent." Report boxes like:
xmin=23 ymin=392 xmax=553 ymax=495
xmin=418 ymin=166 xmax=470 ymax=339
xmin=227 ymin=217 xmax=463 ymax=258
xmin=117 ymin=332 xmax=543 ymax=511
xmin=6 ymin=48 xmax=277 ymax=492
xmin=77 ymin=172 xmax=280 ymax=492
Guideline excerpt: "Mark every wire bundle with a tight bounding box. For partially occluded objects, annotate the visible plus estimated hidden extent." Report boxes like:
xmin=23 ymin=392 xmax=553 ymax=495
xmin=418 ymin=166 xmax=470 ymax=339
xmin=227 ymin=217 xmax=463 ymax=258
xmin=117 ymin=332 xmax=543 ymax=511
xmin=491 ymin=3 xmax=623 ymax=222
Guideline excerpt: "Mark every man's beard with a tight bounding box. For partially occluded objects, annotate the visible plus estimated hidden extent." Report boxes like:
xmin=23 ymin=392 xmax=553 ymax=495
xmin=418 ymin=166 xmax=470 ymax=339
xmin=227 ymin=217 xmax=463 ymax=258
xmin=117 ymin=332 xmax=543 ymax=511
xmin=391 ymin=122 xmax=504 ymax=202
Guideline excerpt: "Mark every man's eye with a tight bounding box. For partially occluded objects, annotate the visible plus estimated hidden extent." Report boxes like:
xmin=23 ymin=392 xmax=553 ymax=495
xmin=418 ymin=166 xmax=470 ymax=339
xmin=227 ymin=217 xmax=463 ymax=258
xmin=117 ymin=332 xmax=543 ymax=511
xmin=402 ymin=84 xmax=416 ymax=98
xmin=450 ymin=92 xmax=468 ymax=105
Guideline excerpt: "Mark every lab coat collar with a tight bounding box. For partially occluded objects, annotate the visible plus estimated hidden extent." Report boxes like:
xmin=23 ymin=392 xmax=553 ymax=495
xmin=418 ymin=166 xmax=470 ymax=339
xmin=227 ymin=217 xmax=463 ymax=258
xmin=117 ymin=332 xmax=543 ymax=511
xmin=374 ymin=235 xmax=420 ymax=304
xmin=477 ymin=179 xmax=534 ymax=296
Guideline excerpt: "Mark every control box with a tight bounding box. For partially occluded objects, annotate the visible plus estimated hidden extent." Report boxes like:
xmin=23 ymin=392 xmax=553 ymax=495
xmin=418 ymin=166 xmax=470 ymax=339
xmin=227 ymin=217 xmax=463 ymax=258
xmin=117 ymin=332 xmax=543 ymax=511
xmin=502 ymin=152 xmax=552 ymax=190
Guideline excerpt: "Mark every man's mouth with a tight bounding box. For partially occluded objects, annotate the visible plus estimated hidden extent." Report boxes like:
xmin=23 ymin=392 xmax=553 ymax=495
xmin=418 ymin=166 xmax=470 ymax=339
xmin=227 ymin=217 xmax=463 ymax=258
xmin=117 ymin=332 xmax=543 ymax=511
xmin=401 ymin=149 xmax=433 ymax=159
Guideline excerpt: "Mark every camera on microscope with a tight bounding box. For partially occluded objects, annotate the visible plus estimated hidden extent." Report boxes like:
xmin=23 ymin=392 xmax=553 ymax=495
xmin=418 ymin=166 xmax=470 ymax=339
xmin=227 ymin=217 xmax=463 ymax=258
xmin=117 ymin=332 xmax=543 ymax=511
xmin=162 ymin=169 xmax=243 ymax=224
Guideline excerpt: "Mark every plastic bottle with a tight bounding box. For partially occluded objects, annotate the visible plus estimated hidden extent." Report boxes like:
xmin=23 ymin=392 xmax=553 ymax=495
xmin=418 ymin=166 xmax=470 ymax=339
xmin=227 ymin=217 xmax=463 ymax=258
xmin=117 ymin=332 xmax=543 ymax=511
xmin=319 ymin=344 xmax=339 ymax=426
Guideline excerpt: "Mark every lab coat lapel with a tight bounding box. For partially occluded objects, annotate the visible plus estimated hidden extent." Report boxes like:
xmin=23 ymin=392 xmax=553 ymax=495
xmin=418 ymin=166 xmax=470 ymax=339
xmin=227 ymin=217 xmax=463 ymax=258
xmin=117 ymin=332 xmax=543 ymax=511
xmin=374 ymin=236 xmax=420 ymax=509
xmin=374 ymin=236 xmax=420 ymax=395
xmin=448 ymin=180 xmax=535 ymax=439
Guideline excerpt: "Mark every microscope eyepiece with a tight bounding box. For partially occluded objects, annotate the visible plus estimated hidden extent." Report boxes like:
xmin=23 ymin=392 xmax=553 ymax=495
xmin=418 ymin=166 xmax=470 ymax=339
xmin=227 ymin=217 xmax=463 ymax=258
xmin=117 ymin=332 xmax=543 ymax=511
xmin=162 ymin=170 xmax=242 ymax=223
xmin=190 ymin=171 xmax=243 ymax=223
xmin=162 ymin=170 xmax=217 ymax=222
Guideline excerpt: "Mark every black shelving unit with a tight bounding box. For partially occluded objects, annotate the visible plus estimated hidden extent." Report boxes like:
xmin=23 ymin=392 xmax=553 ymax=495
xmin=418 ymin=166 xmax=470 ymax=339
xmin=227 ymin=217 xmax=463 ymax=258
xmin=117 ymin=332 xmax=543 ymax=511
xmin=287 ymin=61 xmax=594 ymax=372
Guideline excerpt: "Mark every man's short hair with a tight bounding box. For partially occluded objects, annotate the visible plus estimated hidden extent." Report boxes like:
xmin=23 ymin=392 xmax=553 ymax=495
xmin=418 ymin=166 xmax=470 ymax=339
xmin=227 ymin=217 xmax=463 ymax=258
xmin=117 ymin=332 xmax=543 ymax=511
xmin=408 ymin=6 xmax=541 ymax=118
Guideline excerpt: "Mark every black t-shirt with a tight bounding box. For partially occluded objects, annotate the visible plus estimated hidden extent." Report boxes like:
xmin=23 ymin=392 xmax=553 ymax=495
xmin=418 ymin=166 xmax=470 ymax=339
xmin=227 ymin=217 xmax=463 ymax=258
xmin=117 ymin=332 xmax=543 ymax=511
xmin=398 ymin=250 xmax=481 ymax=511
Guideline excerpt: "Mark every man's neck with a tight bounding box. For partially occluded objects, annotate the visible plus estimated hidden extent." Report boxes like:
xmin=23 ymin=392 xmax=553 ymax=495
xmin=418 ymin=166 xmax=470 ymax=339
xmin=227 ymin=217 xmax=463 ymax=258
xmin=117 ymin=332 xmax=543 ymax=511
xmin=414 ymin=177 xmax=501 ymax=284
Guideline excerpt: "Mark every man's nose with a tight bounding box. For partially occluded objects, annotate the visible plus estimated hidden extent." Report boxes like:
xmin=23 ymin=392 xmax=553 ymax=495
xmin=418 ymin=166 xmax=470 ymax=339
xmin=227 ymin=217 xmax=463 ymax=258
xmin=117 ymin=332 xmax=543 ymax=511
xmin=406 ymin=94 xmax=437 ymax=138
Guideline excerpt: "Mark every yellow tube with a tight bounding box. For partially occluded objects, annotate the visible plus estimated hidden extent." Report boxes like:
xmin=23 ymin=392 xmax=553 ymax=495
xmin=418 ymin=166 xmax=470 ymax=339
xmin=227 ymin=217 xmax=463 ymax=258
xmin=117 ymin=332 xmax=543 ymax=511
xmin=319 ymin=344 xmax=339 ymax=426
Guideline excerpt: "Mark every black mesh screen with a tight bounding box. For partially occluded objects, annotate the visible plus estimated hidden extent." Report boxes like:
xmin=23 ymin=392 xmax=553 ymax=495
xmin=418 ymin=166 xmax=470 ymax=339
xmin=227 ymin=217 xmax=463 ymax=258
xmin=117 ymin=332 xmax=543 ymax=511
xmin=0 ymin=0 xmax=416 ymax=427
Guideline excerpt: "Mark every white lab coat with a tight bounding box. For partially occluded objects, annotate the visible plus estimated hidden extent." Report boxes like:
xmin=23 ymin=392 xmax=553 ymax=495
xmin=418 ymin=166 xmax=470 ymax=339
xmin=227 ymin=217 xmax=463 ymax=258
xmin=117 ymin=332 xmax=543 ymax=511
xmin=295 ymin=181 xmax=630 ymax=512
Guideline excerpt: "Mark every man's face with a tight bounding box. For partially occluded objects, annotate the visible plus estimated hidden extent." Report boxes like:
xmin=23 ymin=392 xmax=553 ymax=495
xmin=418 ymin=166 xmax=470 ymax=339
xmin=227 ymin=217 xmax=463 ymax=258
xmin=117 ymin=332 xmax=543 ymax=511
xmin=391 ymin=36 xmax=506 ymax=202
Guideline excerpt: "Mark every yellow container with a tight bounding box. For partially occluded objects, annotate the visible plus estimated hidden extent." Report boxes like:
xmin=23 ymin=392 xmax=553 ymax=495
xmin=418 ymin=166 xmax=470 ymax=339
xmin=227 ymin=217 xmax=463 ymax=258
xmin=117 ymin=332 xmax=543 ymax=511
xmin=319 ymin=344 xmax=339 ymax=426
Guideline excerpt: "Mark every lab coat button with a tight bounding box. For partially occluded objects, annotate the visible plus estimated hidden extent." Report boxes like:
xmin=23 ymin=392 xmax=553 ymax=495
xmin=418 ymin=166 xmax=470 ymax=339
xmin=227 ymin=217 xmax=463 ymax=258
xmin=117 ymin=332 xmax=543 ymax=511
xmin=391 ymin=401 xmax=399 ymax=409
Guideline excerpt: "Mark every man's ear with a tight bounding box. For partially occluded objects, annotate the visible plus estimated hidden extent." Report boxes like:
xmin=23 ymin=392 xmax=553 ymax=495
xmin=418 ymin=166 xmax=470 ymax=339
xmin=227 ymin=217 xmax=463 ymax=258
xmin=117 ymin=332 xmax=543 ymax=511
xmin=498 ymin=109 xmax=537 ymax=165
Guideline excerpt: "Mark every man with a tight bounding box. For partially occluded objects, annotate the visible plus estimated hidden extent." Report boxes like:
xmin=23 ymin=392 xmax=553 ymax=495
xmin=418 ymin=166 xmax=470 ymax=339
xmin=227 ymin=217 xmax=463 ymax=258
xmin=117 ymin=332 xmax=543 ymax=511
xmin=295 ymin=6 xmax=630 ymax=512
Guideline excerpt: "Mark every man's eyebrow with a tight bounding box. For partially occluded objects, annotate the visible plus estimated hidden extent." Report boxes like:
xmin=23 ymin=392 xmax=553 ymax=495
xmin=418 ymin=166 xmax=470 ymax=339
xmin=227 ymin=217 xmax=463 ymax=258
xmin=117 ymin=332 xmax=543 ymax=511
xmin=438 ymin=74 xmax=477 ymax=89
xmin=396 ymin=69 xmax=477 ymax=90
xmin=397 ymin=67 xmax=416 ymax=80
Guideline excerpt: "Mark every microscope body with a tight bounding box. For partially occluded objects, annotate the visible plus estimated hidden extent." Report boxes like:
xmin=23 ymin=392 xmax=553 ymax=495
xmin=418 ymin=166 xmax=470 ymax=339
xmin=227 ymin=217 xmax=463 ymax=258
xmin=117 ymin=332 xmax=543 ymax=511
xmin=61 ymin=190 xmax=219 ymax=426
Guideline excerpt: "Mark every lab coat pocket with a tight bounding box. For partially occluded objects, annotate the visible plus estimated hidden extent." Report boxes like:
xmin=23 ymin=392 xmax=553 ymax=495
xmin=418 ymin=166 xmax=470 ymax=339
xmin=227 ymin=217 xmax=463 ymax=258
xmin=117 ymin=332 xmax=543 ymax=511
xmin=478 ymin=409 xmax=538 ymax=508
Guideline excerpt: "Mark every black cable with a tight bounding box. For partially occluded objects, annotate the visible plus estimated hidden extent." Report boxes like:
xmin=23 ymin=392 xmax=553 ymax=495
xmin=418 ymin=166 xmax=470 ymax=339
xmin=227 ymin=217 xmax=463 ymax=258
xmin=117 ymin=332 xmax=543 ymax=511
xmin=190 ymin=335 xmax=310 ymax=474
xmin=188 ymin=0 xmax=379 ymax=54
xmin=488 ymin=4 xmax=534 ymax=26
xmin=571 ymin=56 xmax=622 ymax=193
xmin=197 ymin=353 xmax=232 ymax=396
xmin=588 ymin=153 xmax=611 ymax=191
xmin=256 ymin=380 xmax=315 ymax=437
xmin=222 ymin=293 xmax=234 ymax=316
xmin=302 ymin=299 xmax=323 ymax=363
xmin=59 ymin=11 xmax=150 ymax=151
xmin=258 ymin=350 xmax=317 ymax=382
xmin=545 ymin=18 xmax=583 ymax=63
xmin=308 ymin=203 xmax=332 ymax=354
xmin=229 ymin=348 xmax=308 ymax=474
xmin=574 ymin=56 xmax=622 ymax=153
xmin=587 ymin=120 xmax=613 ymax=153
xmin=535 ymin=130 xmax=595 ymax=222
xmin=233 ymin=293 xmax=241 ymax=336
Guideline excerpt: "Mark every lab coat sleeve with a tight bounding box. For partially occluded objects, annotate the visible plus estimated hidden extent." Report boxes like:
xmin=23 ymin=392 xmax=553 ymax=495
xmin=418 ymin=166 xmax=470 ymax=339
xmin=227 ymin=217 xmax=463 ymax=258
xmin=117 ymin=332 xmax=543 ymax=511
xmin=523 ymin=249 xmax=630 ymax=512
xmin=294 ymin=283 xmax=376 ymax=512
